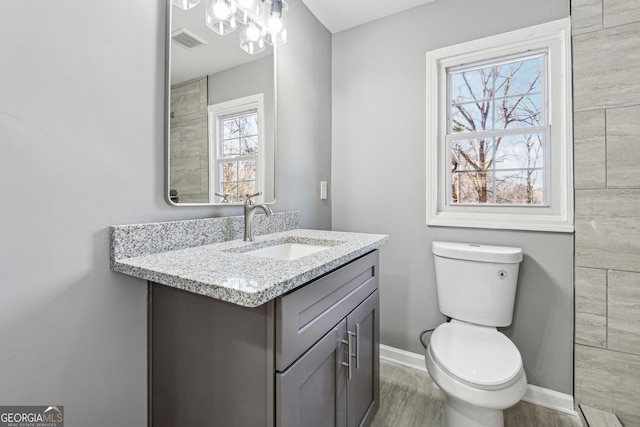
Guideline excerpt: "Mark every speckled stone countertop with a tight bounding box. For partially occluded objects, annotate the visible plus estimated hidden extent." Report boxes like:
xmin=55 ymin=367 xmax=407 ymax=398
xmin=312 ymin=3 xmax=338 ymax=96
xmin=111 ymin=215 xmax=388 ymax=307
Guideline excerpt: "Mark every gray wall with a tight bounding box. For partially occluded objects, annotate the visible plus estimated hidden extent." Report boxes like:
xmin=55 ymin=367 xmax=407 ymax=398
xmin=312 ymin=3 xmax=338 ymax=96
xmin=331 ymin=0 xmax=573 ymax=394
xmin=0 ymin=0 xmax=330 ymax=426
xmin=572 ymin=1 xmax=640 ymax=424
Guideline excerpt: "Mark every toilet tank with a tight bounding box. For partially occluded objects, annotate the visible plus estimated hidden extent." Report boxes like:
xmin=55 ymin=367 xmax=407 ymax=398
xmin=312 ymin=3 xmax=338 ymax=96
xmin=432 ymin=241 xmax=523 ymax=327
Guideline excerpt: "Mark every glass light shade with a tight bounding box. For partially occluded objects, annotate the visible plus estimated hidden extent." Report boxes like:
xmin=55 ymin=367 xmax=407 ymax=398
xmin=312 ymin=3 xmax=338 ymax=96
xmin=239 ymin=22 xmax=266 ymax=54
xmin=235 ymin=0 xmax=260 ymax=25
xmin=206 ymin=0 xmax=238 ymax=35
xmin=260 ymin=0 xmax=288 ymax=46
xmin=172 ymin=0 xmax=201 ymax=10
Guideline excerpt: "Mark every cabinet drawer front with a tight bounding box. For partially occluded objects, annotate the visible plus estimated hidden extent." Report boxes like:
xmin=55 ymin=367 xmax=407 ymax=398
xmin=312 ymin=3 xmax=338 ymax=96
xmin=276 ymin=250 xmax=379 ymax=371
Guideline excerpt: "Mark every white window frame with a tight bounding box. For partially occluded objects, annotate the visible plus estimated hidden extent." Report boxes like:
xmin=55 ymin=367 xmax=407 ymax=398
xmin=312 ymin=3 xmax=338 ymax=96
xmin=426 ymin=18 xmax=573 ymax=232
xmin=208 ymin=93 xmax=265 ymax=204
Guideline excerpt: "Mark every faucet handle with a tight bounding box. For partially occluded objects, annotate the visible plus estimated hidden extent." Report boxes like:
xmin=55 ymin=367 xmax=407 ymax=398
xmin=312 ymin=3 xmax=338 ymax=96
xmin=245 ymin=192 xmax=262 ymax=205
xmin=215 ymin=192 xmax=229 ymax=203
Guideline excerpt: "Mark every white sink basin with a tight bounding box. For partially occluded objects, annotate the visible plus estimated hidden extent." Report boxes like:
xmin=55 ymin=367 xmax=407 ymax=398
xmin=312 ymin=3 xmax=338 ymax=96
xmin=245 ymin=243 xmax=329 ymax=260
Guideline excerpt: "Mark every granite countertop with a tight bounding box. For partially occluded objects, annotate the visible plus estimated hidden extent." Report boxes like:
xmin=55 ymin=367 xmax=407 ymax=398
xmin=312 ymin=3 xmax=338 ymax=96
xmin=111 ymin=228 xmax=388 ymax=307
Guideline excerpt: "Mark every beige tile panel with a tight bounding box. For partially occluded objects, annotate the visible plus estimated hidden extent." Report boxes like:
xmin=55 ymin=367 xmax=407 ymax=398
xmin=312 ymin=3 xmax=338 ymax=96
xmin=576 ymin=312 xmax=607 ymax=348
xmin=572 ymin=0 xmax=603 ymax=34
xmin=580 ymin=405 xmax=623 ymax=427
xmin=170 ymin=128 xmax=180 ymax=160
xmin=199 ymin=77 xmax=208 ymax=111
xmin=608 ymin=270 xmax=640 ymax=354
xmin=575 ymin=345 xmax=640 ymax=422
xmin=574 ymin=345 xmax=615 ymax=412
xmin=614 ymin=396 xmax=640 ymax=427
xmin=573 ymin=22 xmax=640 ymax=111
xmin=170 ymin=157 xmax=202 ymax=195
xmin=574 ymin=110 xmax=606 ymax=189
xmin=607 ymin=105 xmax=640 ymax=188
xmin=179 ymin=118 xmax=208 ymax=158
xmin=575 ymin=189 xmax=640 ymax=271
xmin=200 ymin=156 xmax=210 ymax=197
xmin=171 ymin=79 xmax=202 ymax=119
xmin=575 ymin=267 xmax=607 ymax=315
xmin=604 ymin=0 xmax=640 ymax=28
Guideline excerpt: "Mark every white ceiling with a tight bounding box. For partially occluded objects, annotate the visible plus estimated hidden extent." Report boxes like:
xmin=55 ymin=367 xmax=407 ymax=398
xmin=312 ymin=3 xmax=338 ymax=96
xmin=301 ymin=0 xmax=436 ymax=33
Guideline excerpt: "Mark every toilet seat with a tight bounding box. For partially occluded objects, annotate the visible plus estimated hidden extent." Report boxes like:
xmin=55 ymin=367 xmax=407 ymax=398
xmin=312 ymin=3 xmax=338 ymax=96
xmin=430 ymin=321 xmax=522 ymax=388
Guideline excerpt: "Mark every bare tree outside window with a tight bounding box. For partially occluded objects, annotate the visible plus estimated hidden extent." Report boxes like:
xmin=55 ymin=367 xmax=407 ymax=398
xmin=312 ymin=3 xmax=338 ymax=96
xmin=448 ymin=55 xmax=546 ymax=205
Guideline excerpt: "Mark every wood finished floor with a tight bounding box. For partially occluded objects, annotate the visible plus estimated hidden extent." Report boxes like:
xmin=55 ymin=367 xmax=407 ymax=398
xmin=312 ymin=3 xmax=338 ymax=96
xmin=371 ymin=359 xmax=582 ymax=427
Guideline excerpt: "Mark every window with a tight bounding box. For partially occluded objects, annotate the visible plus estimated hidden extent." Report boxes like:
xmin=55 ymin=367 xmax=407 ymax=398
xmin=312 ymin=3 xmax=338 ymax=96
xmin=426 ymin=19 xmax=573 ymax=232
xmin=209 ymin=94 xmax=265 ymax=203
xmin=449 ymin=53 xmax=547 ymax=206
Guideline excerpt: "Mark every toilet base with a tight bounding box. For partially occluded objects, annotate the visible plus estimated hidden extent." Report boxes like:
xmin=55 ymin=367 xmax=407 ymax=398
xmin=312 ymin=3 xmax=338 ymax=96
xmin=444 ymin=396 xmax=504 ymax=427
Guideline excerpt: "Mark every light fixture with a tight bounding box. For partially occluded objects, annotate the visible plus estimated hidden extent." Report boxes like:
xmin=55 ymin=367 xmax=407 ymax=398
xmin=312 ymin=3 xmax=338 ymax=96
xmin=239 ymin=21 xmax=266 ymax=54
xmin=261 ymin=0 xmax=288 ymax=46
xmin=172 ymin=0 xmax=201 ymax=10
xmin=235 ymin=0 xmax=260 ymax=25
xmin=206 ymin=0 xmax=238 ymax=35
xmin=178 ymin=0 xmax=289 ymax=54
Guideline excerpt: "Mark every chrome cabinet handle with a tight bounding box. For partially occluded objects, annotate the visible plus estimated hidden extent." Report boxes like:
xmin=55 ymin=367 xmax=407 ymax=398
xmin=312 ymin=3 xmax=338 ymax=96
xmin=348 ymin=330 xmax=357 ymax=369
xmin=355 ymin=323 xmax=360 ymax=369
xmin=341 ymin=337 xmax=352 ymax=379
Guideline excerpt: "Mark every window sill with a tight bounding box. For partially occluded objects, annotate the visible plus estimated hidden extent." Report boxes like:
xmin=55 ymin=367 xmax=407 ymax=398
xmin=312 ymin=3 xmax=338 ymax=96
xmin=427 ymin=210 xmax=574 ymax=233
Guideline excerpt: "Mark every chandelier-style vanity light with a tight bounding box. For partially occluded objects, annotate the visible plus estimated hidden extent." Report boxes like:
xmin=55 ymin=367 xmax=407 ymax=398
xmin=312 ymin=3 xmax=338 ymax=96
xmin=172 ymin=0 xmax=289 ymax=55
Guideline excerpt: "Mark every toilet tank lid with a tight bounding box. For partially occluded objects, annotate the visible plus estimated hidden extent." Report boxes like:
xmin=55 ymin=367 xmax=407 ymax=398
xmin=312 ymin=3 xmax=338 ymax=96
xmin=432 ymin=241 xmax=523 ymax=264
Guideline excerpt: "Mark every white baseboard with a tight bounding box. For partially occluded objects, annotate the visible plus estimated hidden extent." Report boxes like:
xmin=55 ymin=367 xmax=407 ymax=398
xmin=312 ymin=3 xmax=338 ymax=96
xmin=379 ymin=344 xmax=578 ymax=417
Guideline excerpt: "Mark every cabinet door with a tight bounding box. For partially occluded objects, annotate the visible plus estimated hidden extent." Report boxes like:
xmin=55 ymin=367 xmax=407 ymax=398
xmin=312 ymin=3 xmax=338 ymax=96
xmin=347 ymin=290 xmax=380 ymax=427
xmin=276 ymin=319 xmax=348 ymax=427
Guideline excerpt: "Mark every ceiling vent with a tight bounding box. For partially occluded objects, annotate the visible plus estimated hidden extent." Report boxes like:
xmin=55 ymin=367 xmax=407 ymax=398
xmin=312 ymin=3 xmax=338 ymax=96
xmin=171 ymin=28 xmax=208 ymax=51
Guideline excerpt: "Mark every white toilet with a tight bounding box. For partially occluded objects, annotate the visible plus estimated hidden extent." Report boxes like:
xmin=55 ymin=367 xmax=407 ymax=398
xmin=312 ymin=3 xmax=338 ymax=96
xmin=425 ymin=241 xmax=527 ymax=427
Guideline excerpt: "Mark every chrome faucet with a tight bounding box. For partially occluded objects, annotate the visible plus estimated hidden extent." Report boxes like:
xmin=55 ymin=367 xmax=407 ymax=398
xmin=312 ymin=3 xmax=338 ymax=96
xmin=243 ymin=192 xmax=273 ymax=241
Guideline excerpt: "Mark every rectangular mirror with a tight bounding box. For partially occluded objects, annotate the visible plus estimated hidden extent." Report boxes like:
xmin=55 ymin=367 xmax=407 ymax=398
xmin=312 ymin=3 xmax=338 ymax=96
xmin=165 ymin=0 xmax=276 ymax=205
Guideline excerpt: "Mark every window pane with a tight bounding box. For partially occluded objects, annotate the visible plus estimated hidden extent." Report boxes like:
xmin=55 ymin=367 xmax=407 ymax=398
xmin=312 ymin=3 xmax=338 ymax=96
xmin=238 ymin=160 xmax=256 ymax=181
xmin=223 ymin=182 xmax=239 ymax=202
xmin=451 ymin=101 xmax=493 ymax=133
xmin=494 ymin=170 xmax=544 ymax=205
xmin=222 ymin=138 xmax=240 ymax=158
xmin=239 ymin=114 xmax=259 ymax=137
xmin=451 ymin=139 xmax=495 ymax=172
xmin=494 ymin=94 xmax=543 ymax=129
xmin=222 ymin=161 xmax=237 ymax=181
xmin=238 ymin=181 xmax=256 ymax=200
xmin=450 ymin=56 xmax=544 ymax=134
xmin=452 ymin=171 xmax=494 ymax=204
xmin=494 ymin=57 xmax=542 ymax=98
xmin=450 ymin=67 xmax=494 ymax=103
xmin=223 ymin=118 xmax=240 ymax=139
xmin=241 ymin=136 xmax=259 ymax=156
xmin=494 ymin=134 xmax=544 ymax=171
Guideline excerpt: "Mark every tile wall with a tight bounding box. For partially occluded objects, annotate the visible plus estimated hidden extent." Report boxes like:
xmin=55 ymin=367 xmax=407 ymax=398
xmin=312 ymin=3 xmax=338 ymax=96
xmin=572 ymin=0 xmax=640 ymax=424
xmin=170 ymin=76 xmax=209 ymax=203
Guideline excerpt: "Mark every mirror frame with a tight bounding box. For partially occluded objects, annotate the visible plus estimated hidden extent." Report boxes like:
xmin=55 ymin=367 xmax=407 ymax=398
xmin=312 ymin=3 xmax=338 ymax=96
xmin=163 ymin=0 xmax=278 ymax=206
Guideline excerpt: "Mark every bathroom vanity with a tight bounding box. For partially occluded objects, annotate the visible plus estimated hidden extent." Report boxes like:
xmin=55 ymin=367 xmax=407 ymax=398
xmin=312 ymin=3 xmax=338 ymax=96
xmin=110 ymin=213 xmax=388 ymax=427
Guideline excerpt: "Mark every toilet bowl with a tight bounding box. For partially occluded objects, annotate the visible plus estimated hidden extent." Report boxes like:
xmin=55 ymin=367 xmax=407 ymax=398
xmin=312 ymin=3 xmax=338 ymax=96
xmin=425 ymin=321 xmax=527 ymax=427
xmin=426 ymin=242 xmax=526 ymax=427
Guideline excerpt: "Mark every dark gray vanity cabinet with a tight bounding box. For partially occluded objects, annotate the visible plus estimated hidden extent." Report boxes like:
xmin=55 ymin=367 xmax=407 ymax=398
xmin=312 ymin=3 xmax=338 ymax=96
xmin=276 ymin=290 xmax=379 ymax=427
xmin=149 ymin=250 xmax=380 ymax=427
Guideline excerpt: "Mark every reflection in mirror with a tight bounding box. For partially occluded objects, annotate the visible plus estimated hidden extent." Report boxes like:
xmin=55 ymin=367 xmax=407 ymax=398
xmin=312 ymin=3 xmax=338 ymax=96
xmin=166 ymin=0 xmax=276 ymax=205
